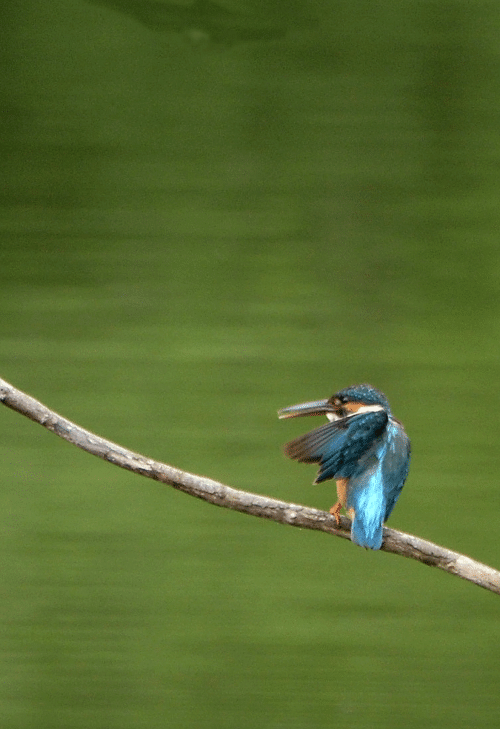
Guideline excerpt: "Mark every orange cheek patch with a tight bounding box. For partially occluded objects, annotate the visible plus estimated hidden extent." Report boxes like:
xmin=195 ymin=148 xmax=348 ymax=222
xmin=344 ymin=401 xmax=364 ymax=413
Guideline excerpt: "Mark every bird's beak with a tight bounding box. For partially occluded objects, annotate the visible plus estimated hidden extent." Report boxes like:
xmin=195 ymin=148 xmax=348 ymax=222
xmin=277 ymin=398 xmax=334 ymax=419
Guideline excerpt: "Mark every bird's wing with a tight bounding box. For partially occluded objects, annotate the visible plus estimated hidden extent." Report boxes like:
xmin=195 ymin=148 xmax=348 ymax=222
xmin=346 ymin=421 xmax=411 ymax=550
xmin=381 ymin=422 xmax=411 ymax=521
xmin=283 ymin=410 xmax=388 ymax=483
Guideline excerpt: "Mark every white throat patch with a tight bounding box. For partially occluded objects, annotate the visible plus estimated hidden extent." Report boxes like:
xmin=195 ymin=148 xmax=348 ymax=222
xmin=326 ymin=404 xmax=384 ymax=422
xmin=352 ymin=404 xmax=385 ymax=415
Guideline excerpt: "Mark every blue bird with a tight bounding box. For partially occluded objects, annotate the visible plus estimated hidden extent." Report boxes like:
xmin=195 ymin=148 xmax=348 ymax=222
xmin=278 ymin=384 xmax=410 ymax=550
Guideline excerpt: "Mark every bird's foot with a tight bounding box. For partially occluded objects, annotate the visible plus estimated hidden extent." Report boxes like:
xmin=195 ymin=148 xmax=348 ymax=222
xmin=329 ymin=501 xmax=342 ymax=526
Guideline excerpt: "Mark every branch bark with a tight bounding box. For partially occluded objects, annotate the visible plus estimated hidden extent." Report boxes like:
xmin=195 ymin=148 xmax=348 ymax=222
xmin=1 ymin=375 xmax=498 ymax=595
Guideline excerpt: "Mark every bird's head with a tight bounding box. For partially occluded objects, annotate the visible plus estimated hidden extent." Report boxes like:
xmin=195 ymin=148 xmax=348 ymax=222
xmin=278 ymin=383 xmax=391 ymax=422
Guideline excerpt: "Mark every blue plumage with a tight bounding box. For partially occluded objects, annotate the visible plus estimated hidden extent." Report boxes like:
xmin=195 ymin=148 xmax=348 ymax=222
xmin=278 ymin=384 xmax=410 ymax=550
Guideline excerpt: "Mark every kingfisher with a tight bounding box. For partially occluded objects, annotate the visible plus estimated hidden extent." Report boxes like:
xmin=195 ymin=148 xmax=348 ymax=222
xmin=278 ymin=384 xmax=410 ymax=550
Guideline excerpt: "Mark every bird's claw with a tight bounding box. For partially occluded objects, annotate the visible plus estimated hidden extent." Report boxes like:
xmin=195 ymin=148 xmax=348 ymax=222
xmin=329 ymin=501 xmax=342 ymax=526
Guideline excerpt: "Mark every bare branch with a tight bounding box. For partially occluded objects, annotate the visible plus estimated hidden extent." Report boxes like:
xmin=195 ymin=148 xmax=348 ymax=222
xmin=1 ymin=375 xmax=499 ymax=595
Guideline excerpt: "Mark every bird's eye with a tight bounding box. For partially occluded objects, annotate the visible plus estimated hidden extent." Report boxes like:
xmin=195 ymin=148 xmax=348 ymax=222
xmin=332 ymin=397 xmax=346 ymax=417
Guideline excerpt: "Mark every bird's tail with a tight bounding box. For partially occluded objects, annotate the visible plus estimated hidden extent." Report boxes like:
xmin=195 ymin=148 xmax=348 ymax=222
xmin=351 ymin=516 xmax=383 ymax=550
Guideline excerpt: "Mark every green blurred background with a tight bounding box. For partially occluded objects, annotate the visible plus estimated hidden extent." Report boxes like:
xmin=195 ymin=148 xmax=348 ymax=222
xmin=1 ymin=1 xmax=500 ymax=727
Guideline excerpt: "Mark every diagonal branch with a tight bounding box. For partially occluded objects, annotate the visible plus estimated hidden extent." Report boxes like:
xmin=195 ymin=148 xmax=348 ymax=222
xmin=1 ymin=375 xmax=499 ymax=595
